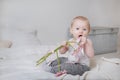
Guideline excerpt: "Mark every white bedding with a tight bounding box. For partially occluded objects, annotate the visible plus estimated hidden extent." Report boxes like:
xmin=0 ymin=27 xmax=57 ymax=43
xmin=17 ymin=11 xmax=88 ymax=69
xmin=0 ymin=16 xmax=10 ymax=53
xmin=0 ymin=46 xmax=61 ymax=80
xmin=0 ymin=27 xmax=120 ymax=80
xmin=1 ymin=46 xmax=120 ymax=80
xmin=0 ymin=46 xmax=81 ymax=80
xmin=0 ymin=27 xmax=61 ymax=80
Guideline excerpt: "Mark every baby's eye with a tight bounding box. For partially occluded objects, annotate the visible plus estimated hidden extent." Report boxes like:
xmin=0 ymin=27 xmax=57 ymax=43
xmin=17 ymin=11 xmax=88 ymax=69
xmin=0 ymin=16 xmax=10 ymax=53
xmin=83 ymin=28 xmax=87 ymax=31
xmin=76 ymin=28 xmax=79 ymax=30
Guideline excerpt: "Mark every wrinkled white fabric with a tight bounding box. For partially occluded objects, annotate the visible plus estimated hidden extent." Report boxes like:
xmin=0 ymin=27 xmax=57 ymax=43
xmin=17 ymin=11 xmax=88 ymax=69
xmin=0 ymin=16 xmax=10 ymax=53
xmin=81 ymin=57 xmax=120 ymax=80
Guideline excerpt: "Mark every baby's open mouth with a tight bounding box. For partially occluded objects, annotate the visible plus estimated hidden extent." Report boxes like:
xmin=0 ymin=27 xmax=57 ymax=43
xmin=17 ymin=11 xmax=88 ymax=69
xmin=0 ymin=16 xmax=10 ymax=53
xmin=78 ymin=35 xmax=82 ymax=38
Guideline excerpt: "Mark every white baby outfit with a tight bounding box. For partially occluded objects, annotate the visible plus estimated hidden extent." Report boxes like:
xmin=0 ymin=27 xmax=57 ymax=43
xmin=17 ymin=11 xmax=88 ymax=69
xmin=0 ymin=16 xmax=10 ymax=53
xmin=68 ymin=38 xmax=90 ymax=66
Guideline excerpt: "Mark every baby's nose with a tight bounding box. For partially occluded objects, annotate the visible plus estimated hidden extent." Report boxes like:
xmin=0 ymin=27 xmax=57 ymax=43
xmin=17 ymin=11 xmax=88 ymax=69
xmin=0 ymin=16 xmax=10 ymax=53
xmin=79 ymin=30 xmax=83 ymax=33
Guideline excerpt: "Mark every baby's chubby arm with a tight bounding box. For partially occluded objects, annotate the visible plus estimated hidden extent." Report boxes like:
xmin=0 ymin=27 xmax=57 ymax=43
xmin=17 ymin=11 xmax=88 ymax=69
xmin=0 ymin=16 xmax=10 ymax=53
xmin=78 ymin=37 xmax=94 ymax=58
xmin=84 ymin=38 xmax=94 ymax=58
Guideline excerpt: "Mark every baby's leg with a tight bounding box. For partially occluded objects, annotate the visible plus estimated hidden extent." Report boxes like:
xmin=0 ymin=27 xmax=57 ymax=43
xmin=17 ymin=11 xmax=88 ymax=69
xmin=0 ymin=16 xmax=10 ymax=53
xmin=60 ymin=63 xmax=90 ymax=76
xmin=49 ymin=57 xmax=68 ymax=67
xmin=41 ymin=60 xmax=52 ymax=72
xmin=42 ymin=57 xmax=67 ymax=73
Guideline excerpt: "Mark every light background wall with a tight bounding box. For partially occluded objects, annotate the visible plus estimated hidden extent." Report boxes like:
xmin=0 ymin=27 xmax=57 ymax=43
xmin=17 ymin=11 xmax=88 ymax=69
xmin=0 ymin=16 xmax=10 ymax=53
xmin=0 ymin=0 xmax=120 ymax=48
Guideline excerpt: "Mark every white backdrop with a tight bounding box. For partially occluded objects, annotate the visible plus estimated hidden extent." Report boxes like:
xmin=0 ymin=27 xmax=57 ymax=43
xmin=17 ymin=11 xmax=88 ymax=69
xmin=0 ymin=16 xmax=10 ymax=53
xmin=0 ymin=0 xmax=120 ymax=46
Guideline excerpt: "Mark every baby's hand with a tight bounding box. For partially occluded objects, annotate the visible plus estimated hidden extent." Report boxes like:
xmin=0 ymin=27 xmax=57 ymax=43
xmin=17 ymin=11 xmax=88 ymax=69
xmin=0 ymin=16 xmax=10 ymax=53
xmin=61 ymin=41 xmax=69 ymax=48
xmin=59 ymin=41 xmax=69 ymax=54
xmin=79 ymin=36 xmax=87 ymax=46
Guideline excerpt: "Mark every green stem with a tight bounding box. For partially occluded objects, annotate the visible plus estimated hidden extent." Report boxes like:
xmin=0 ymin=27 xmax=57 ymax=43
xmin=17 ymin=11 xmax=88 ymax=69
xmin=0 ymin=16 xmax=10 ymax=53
xmin=67 ymin=42 xmax=76 ymax=50
xmin=36 ymin=52 xmax=52 ymax=66
xmin=56 ymin=50 xmax=60 ymax=72
xmin=36 ymin=41 xmax=77 ymax=66
xmin=36 ymin=45 xmax=63 ymax=66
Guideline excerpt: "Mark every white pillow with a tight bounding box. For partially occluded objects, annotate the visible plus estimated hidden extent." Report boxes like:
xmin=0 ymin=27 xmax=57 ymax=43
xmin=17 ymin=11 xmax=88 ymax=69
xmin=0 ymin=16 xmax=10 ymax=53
xmin=1 ymin=27 xmax=40 ymax=48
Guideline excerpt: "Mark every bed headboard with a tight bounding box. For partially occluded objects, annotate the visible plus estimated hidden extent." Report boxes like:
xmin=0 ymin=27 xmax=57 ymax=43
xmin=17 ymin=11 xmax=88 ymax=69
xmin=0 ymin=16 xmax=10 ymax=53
xmin=89 ymin=27 xmax=119 ymax=54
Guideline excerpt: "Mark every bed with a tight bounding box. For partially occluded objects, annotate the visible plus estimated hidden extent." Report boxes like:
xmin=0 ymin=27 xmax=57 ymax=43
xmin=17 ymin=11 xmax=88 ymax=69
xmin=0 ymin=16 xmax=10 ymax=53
xmin=0 ymin=27 xmax=120 ymax=80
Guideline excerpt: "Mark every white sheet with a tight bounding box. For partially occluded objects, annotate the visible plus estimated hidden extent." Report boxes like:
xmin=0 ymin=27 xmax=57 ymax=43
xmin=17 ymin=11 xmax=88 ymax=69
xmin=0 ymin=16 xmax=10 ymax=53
xmin=0 ymin=27 xmax=71 ymax=80
xmin=0 ymin=45 xmax=79 ymax=80
xmin=1 ymin=45 xmax=120 ymax=80
xmin=0 ymin=46 xmax=61 ymax=80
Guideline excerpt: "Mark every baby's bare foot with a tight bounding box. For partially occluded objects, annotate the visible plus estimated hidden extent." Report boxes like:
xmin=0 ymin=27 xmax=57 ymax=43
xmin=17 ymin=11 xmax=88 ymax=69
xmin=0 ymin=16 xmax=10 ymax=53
xmin=55 ymin=70 xmax=67 ymax=77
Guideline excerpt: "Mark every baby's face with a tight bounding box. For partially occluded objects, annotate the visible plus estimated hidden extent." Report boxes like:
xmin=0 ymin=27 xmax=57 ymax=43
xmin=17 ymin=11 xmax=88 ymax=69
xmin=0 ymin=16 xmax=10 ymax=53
xmin=70 ymin=19 xmax=89 ymax=39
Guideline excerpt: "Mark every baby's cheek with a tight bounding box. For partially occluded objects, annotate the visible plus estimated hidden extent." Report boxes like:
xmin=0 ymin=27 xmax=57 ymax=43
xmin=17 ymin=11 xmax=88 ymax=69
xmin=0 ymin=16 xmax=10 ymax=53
xmin=83 ymin=34 xmax=87 ymax=37
xmin=73 ymin=31 xmax=79 ymax=34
